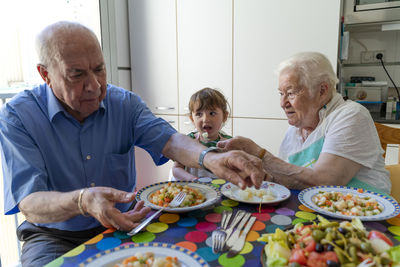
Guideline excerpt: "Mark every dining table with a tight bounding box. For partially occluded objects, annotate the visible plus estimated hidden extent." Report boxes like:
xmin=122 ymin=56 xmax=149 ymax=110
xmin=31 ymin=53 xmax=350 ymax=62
xmin=44 ymin=178 xmax=400 ymax=267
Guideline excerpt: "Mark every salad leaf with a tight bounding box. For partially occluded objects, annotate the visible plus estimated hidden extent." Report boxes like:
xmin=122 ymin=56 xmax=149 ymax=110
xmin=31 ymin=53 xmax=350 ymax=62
xmin=264 ymin=237 xmax=291 ymax=267
xmin=387 ymin=245 xmax=400 ymax=264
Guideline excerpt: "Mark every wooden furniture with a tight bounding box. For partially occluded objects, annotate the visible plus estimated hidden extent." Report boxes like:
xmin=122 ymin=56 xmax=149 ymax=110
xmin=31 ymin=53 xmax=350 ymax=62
xmin=374 ymin=122 xmax=400 ymax=202
xmin=374 ymin=122 xmax=400 ymax=162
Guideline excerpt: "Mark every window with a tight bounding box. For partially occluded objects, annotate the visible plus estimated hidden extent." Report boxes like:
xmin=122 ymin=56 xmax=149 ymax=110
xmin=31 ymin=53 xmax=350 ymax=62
xmin=0 ymin=0 xmax=101 ymax=91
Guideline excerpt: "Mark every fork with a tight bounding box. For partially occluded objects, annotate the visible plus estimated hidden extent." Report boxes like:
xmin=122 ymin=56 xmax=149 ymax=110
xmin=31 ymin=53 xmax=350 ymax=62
xmin=127 ymin=191 xmax=187 ymax=236
xmin=212 ymin=210 xmax=232 ymax=253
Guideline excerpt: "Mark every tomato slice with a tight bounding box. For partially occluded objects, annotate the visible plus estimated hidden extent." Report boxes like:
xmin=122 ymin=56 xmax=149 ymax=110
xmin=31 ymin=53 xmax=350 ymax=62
xmin=368 ymin=230 xmax=394 ymax=246
xmin=289 ymin=248 xmax=307 ymax=266
xmin=304 ymin=239 xmax=316 ymax=252
xmin=307 ymin=251 xmax=338 ymax=267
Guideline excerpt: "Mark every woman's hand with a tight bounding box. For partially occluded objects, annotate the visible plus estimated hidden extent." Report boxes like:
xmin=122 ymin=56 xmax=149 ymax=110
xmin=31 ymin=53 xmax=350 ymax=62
xmin=82 ymin=187 xmax=151 ymax=231
xmin=217 ymin=136 xmax=263 ymax=158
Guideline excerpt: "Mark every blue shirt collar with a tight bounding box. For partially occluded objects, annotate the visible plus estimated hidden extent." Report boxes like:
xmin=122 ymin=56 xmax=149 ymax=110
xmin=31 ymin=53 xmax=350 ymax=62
xmin=46 ymin=84 xmax=106 ymax=121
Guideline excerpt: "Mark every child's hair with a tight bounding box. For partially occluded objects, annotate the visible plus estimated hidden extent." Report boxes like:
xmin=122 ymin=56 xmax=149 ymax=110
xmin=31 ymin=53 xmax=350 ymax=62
xmin=188 ymin=87 xmax=230 ymax=115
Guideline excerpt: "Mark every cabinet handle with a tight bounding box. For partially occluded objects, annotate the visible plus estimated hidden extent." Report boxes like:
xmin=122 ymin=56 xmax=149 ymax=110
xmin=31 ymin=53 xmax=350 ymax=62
xmin=155 ymin=106 xmax=175 ymax=110
xmin=167 ymin=120 xmax=175 ymax=124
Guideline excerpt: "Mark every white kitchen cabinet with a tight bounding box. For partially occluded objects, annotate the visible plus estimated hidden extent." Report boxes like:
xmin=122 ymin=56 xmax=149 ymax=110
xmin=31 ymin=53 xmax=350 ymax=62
xmin=177 ymin=0 xmax=232 ymax=115
xmin=233 ymin=118 xmax=289 ymax=155
xmin=233 ymin=0 xmax=340 ymax=119
xmin=118 ymin=70 xmax=132 ymax=91
xmin=134 ymin=115 xmax=178 ymax=189
xmin=128 ymin=0 xmax=178 ymax=115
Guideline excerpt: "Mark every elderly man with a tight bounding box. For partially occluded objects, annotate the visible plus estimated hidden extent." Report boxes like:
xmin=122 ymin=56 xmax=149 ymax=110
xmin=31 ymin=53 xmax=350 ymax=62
xmin=0 ymin=21 xmax=264 ymax=266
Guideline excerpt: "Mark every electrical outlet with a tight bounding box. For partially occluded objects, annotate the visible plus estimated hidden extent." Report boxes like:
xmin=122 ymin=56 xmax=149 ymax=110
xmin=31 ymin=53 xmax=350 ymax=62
xmin=361 ymin=50 xmax=385 ymax=63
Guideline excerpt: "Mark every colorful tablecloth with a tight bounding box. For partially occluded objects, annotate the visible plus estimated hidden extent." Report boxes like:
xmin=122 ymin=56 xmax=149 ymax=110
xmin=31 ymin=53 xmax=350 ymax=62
xmin=45 ymin=178 xmax=400 ymax=267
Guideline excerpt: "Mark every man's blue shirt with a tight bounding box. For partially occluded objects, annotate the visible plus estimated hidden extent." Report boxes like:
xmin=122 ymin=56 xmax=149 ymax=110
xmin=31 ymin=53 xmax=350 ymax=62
xmin=0 ymin=83 xmax=176 ymax=231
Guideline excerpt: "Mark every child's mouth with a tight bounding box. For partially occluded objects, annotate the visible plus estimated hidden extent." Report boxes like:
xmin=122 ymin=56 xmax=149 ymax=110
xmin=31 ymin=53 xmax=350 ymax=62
xmin=203 ymin=126 xmax=212 ymax=132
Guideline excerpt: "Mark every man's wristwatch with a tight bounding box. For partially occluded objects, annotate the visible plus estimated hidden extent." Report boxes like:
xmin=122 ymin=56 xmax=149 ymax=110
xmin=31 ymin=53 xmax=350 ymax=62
xmin=198 ymin=146 xmax=220 ymax=172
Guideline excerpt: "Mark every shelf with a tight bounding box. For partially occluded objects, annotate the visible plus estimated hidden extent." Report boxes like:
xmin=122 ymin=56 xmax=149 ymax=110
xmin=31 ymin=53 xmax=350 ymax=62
xmin=341 ymin=61 xmax=400 ymax=67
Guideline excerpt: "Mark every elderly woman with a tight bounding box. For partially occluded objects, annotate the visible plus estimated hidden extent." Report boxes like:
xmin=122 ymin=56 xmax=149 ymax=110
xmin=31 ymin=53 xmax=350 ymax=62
xmin=218 ymin=52 xmax=391 ymax=195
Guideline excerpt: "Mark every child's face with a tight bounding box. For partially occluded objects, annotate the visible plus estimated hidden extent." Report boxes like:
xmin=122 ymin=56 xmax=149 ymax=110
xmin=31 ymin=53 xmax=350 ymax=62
xmin=190 ymin=102 xmax=227 ymax=141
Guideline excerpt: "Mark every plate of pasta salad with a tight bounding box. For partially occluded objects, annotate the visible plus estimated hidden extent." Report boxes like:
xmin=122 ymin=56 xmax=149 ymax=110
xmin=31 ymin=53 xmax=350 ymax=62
xmin=220 ymin=181 xmax=291 ymax=204
xmin=79 ymin=242 xmax=210 ymax=267
xmin=136 ymin=181 xmax=221 ymax=213
xmin=298 ymin=186 xmax=400 ymax=221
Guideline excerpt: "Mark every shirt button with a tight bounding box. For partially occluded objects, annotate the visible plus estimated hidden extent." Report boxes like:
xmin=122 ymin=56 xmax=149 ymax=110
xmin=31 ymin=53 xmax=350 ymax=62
xmin=90 ymin=183 xmax=95 ymax=187
xmin=86 ymin=155 xmax=91 ymax=160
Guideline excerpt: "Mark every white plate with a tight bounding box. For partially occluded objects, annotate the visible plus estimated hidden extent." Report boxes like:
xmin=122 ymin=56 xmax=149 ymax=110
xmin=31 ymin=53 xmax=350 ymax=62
xmin=79 ymin=242 xmax=209 ymax=267
xmin=220 ymin=182 xmax=291 ymax=204
xmin=136 ymin=181 xmax=221 ymax=213
xmin=298 ymin=186 xmax=400 ymax=221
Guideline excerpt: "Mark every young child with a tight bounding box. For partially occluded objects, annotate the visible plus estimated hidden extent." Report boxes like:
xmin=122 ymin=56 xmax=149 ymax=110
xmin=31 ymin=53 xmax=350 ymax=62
xmin=172 ymin=87 xmax=232 ymax=181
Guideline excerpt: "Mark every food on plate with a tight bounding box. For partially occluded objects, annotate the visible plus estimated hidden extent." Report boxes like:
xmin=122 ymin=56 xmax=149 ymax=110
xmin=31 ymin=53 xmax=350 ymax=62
xmin=150 ymin=182 xmax=206 ymax=208
xmin=312 ymin=191 xmax=384 ymax=216
xmin=114 ymin=251 xmax=180 ymax=267
xmin=238 ymin=187 xmax=276 ymax=202
xmin=259 ymin=215 xmax=400 ymax=267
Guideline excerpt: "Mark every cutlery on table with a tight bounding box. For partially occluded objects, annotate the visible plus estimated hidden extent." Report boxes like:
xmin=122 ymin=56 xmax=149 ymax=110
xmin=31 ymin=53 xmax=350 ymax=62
xmin=214 ymin=209 xmax=246 ymax=253
xmin=212 ymin=210 xmax=232 ymax=253
xmin=224 ymin=212 xmax=251 ymax=251
xmin=127 ymin=191 xmax=187 ymax=236
xmin=227 ymin=216 xmax=257 ymax=258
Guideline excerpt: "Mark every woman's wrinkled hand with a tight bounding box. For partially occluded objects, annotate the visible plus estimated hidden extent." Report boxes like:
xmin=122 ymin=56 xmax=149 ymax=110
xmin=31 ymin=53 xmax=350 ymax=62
xmin=217 ymin=136 xmax=262 ymax=157
xmin=81 ymin=187 xmax=151 ymax=231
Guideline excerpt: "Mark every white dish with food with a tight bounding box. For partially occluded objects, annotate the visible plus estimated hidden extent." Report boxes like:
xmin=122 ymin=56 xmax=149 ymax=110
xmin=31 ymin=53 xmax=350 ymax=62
xmin=80 ymin=242 xmax=209 ymax=267
xmin=299 ymin=185 xmax=400 ymax=221
xmin=220 ymin=181 xmax=291 ymax=204
xmin=136 ymin=181 xmax=220 ymax=213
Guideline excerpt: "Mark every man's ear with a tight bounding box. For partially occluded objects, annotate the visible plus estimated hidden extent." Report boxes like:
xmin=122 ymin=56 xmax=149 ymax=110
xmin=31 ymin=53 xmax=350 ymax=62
xmin=37 ymin=64 xmax=50 ymax=85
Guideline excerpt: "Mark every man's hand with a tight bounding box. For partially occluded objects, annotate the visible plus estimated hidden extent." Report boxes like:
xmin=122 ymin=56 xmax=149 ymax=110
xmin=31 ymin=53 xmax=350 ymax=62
xmin=203 ymin=150 xmax=265 ymax=189
xmin=82 ymin=187 xmax=151 ymax=231
xmin=217 ymin=136 xmax=263 ymax=158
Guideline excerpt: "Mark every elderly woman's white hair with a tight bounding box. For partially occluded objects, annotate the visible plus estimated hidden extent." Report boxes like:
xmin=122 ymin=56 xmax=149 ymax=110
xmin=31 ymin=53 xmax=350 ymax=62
xmin=35 ymin=21 xmax=99 ymax=69
xmin=277 ymin=52 xmax=339 ymax=98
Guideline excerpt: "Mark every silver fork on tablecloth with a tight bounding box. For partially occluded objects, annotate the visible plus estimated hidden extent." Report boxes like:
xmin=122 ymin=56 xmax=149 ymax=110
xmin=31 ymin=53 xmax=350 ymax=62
xmin=212 ymin=210 xmax=232 ymax=253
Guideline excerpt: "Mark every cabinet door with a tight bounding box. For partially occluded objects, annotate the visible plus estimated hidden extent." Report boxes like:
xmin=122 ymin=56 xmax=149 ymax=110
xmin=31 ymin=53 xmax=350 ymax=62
xmin=128 ymin=0 xmax=178 ymax=115
xmin=233 ymin=118 xmax=289 ymax=155
xmin=233 ymin=0 xmax=340 ymax=119
xmin=134 ymin=115 xmax=178 ymax=190
xmin=179 ymin=115 xmax=233 ymax=136
xmin=177 ymin=0 xmax=232 ymax=115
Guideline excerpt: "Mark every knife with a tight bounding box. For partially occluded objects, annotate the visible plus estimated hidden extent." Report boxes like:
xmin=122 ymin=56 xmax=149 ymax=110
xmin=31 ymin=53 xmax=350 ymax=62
xmin=224 ymin=212 xmax=251 ymax=250
xmin=227 ymin=216 xmax=257 ymax=258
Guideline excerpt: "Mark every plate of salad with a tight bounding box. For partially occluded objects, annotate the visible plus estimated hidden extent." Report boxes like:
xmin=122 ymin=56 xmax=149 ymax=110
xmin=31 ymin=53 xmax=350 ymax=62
xmin=298 ymin=186 xmax=400 ymax=221
xmin=259 ymin=215 xmax=400 ymax=267
xmin=136 ymin=181 xmax=220 ymax=213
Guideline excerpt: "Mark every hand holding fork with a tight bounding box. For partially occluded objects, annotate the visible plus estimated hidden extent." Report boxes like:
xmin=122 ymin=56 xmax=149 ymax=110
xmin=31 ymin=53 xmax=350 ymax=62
xmin=127 ymin=191 xmax=187 ymax=236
